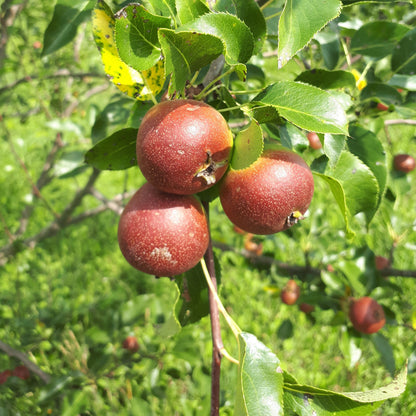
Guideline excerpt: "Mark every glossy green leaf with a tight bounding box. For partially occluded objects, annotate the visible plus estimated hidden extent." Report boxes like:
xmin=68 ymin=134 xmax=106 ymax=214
xmin=143 ymin=0 xmax=176 ymax=17
xmin=327 ymin=150 xmax=379 ymax=219
xmin=158 ymin=29 xmax=223 ymax=93
xmin=388 ymin=74 xmax=416 ymax=91
xmin=252 ymin=81 xmax=348 ymax=134
xmin=278 ymin=123 xmax=309 ymax=151
xmin=360 ymin=83 xmax=403 ymax=106
xmin=391 ymin=27 xmax=416 ymax=75
xmin=181 ymin=12 xmax=254 ymax=65
xmin=176 ymin=0 xmax=209 ymax=24
xmin=323 ymin=133 xmax=346 ymax=168
xmin=231 ymin=120 xmax=264 ymax=170
xmin=92 ymin=0 xmax=165 ymax=100
xmin=215 ymin=0 xmax=266 ymax=55
xmin=277 ymin=0 xmax=342 ymax=68
xmin=84 ymin=128 xmax=138 ymax=170
xmin=296 ymin=69 xmax=356 ymax=90
xmin=283 ymin=365 xmax=407 ymax=414
xmin=348 ymin=125 xmax=387 ymax=212
xmin=114 ymin=4 xmax=170 ymax=71
xmin=42 ymin=0 xmax=95 ymax=56
xmin=350 ymin=21 xmax=410 ymax=59
xmin=313 ymin=168 xmax=354 ymax=238
xmin=235 ymin=332 xmax=284 ymax=416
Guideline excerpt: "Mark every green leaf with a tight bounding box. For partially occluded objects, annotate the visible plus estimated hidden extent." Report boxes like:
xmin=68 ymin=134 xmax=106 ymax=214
xmin=176 ymin=0 xmax=209 ymax=24
xmin=181 ymin=12 xmax=254 ymax=65
xmin=283 ymin=366 xmax=407 ymax=415
xmin=174 ymin=264 xmax=209 ymax=326
xmin=235 ymin=332 xmax=284 ymax=416
xmin=277 ymin=0 xmax=342 ymax=68
xmin=215 ymin=0 xmax=266 ymax=55
xmin=252 ymin=81 xmax=348 ymax=135
xmin=371 ymin=333 xmax=396 ymax=376
xmin=315 ymin=31 xmax=340 ymax=70
xmin=327 ymin=150 xmax=379 ymax=219
xmin=114 ymin=4 xmax=171 ymax=71
xmin=278 ymin=123 xmax=309 ymax=151
xmin=42 ymin=0 xmax=95 ymax=56
xmin=360 ymin=83 xmax=403 ymax=106
xmin=348 ymin=125 xmax=387 ymax=212
xmin=323 ymin=133 xmax=346 ymax=168
xmin=391 ymin=26 xmax=416 ymax=75
xmin=231 ymin=120 xmax=264 ymax=170
xmin=350 ymin=21 xmax=410 ymax=59
xmin=313 ymin=167 xmax=355 ymax=238
xmin=388 ymin=74 xmax=416 ymax=91
xmin=84 ymin=128 xmax=138 ymax=170
xmin=296 ymin=69 xmax=356 ymax=90
xmin=158 ymin=29 xmax=223 ymax=93
xmin=92 ymin=0 xmax=165 ymax=100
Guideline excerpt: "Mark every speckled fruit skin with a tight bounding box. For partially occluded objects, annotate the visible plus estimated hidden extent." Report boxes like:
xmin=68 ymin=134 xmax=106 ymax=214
xmin=393 ymin=154 xmax=415 ymax=173
xmin=349 ymin=297 xmax=386 ymax=334
xmin=136 ymin=99 xmax=233 ymax=195
xmin=219 ymin=149 xmax=314 ymax=235
xmin=118 ymin=182 xmax=209 ymax=277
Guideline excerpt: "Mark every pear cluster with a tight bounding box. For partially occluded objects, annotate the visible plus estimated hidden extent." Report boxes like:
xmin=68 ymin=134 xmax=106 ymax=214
xmin=118 ymin=99 xmax=314 ymax=277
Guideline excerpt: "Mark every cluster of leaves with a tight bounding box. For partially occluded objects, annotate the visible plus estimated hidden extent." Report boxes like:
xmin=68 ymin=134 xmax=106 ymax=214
xmin=31 ymin=0 xmax=416 ymax=414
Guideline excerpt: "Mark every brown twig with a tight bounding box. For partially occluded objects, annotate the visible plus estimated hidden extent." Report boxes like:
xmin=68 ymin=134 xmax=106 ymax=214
xmin=384 ymin=119 xmax=416 ymax=126
xmin=212 ymin=241 xmax=416 ymax=278
xmin=0 ymin=340 xmax=51 ymax=384
xmin=0 ymin=71 xmax=105 ymax=95
xmin=203 ymin=201 xmax=223 ymax=416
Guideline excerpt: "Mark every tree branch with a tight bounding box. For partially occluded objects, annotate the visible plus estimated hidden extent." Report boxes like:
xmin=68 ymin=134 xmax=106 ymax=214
xmin=0 ymin=340 xmax=51 ymax=384
xmin=203 ymin=201 xmax=223 ymax=416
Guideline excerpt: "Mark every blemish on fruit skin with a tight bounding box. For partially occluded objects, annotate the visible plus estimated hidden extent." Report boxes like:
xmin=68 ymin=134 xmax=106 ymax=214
xmin=150 ymin=246 xmax=178 ymax=265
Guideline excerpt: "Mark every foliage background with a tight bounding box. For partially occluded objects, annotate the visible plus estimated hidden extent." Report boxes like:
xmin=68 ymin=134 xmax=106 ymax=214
xmin=0 ymin=0 xmax=416 ymax=415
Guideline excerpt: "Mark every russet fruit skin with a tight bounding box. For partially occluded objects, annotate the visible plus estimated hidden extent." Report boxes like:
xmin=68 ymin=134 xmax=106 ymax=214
xmin=375 ymin=255 xmax=390 ymax=271
xmin=349 ymin=297 xmax=386 ymax=334
xmin=122 ymin=336 xmax=139 ymax=353
xmin=280 ymin=279 xmax=301 ymax=305
xmin=219 ymin=149 xmax=314 ymax=235
xmin=393 ymin=154 xmax=415 ymax=173
xmin=118 ymin=182 xmax=209 ymax=277
xmin=307 ymin=132 xmax=322 ymax=150
xmin=136 ymin=99 xmax=233 ymax=195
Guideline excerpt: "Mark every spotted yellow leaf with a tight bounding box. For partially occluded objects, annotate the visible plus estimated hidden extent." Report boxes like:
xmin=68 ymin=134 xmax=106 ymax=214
xmin=92 ymin=0 xmax=165 ymax=100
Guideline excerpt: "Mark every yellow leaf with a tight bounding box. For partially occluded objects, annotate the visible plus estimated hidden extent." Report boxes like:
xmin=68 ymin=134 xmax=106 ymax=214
xmin=92 ymin=0 xmax=165 ymax=100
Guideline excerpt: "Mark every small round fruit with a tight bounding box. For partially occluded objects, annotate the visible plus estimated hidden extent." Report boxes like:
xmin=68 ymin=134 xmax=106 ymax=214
xmin=280 ymin=280 xmax=301 ymax=305
xmin=299 ymin=303 xmax=315 ymax=314
xmin=219 ymin=148 xmax=314 ymax=235
xmin=393 ymin=154 xmax=415 ymax=173
xmin=136 ymin=99 xmax=233 ymax=195
xmin=375 ymin=255 xmax=390 ymax=271
xmin=12 ymin=365 xmax=30 ymax=380
xmin=122 ymin=336 xmax=139 ymax=353
xmin=118 ymin=182 xmax=209 ymax=277
xmin=0 ymin=370 xmax=12 ymax=384
xmin=307 ymin=132 xmax=322 ymax=150
xmin=349 ymin=297 xmax=385 ymax=334
xmin=377 ymin=102 xmax=389 ymax=111
xmin=244 ymin=234 xmax=263 ymax=256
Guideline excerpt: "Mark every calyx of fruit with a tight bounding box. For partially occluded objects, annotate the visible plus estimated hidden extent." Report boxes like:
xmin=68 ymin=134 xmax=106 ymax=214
xmin=117 ymin=182 xmax=209 ymax=277
xmin=219 ymin=148 xmax=314 ymax=235
xmin=136 ymin=99 xmax=233 ymax=195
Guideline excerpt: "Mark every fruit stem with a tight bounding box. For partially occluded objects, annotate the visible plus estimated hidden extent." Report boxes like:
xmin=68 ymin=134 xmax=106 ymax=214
xmin=200 ymin=257 xmax=242 ymax=339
